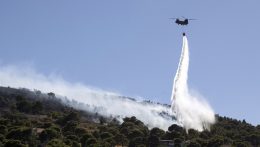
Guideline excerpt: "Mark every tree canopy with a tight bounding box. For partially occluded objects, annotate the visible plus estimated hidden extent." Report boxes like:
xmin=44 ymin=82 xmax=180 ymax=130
xmin=0 ymin=86 xmax=259 ymax=146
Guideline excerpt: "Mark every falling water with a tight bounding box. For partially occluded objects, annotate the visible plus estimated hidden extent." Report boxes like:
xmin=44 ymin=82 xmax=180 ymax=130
xmin=171 ymin=35 xmax=215 ymax=131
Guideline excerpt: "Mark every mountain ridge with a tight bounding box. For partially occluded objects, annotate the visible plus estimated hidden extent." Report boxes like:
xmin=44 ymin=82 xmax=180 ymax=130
xmin=0 ymin=86 xmax=260 ymax=147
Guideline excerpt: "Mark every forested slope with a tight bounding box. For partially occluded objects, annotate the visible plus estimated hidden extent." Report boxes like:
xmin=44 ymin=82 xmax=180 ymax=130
xmin=0 ymin=87 xmax=259 ymax=147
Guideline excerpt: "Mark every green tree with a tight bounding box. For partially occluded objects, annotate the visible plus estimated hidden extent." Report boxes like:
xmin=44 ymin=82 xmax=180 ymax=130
xmin=62 ymin=121 xmax=78 ymax=135
xmin=128 ymin=137 xmax=145 ymax=147
xmin=4 ymin=139 xmax=27 ymax=147
xmin=47 ymin=92 xmax=55 ymax=98
xmin=188 ymin=129 xmax=199 ymax=139
xmin=150 ymin=127 xmax=165 ymax=138
xmin=6 ymin=127 xmax=32 ymax=141
xmin=113 ymin=133 xmax=128 ymax=146
xmin=128 ymin=129 xmax=144 ymax=140
xmin=46 ymin=139 xmax=69 ymax=147
xmin=0 ymin=119 xmax=8 ymax=126
xmin=65 ymin=135 xmax=79 ymax=142
xmin=104 ymin=137 xmax=116 ymax=146
xmin=0 ymin=96 xmax=8 ymax=107
xmin=100 ymin=132 xmax=113 ymax=140
xmin=0 ymin=125 xmax=7 ymax=135
xmin=207 ymin=136 xmax=224 ymax=147
xmin=199 ymin=130 xmax=211 ymax=140
xmin=80 ymin=133 xmax=93 ymax=147
xmin=58 ymin=111 xmax=80 ymax=126
xmin=31 ymin=101 xmax=43 ymax=114
xmin=148 ymin=135 xmax=159 ymax=147
xmin=75 ymin=127 xmax=88 ymax=137
xmin=99 ymin=116 xmax=106 ymax=125
xmin=39 ymin=128 xmax=60 ymax=142
xmin=245 ymin=134 xmax=260 ymax=146
xmin=0 ymin=134 xmax=5 ymax=142
xmin=16 ymin=100 xmax=31 ymax=113
xmin=64 ymin=138 xmax=80 ymax=147
xmin=187 ymin=140 xmax=201 ymax=147
xmin=174 ymin=138 xmax=183 ymax=147
xmin=195 ymin=138 xmax=208 ymax=147
xmin=233 ymin=141 xmax=250 ymax=147
xmin=168 ymin=124 xmax=184 ymax=133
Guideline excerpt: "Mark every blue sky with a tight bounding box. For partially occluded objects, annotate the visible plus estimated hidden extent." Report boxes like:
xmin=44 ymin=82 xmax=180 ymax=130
xmin=0 ymin=0 xmax=259 ymax=125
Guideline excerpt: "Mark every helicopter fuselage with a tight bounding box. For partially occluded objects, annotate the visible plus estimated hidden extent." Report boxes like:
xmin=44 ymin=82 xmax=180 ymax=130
xmin=175 ymin=19 xmax=188 ymax=25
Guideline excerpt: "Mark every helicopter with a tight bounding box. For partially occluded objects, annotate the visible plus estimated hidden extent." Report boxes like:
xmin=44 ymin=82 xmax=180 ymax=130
xmin=169 ymin=17 xmax=196 ymax=26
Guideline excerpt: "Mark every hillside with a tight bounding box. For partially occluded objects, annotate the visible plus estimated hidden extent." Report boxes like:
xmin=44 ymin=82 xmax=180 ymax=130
xmin=0 ymin=86 xmax=259 ymax=147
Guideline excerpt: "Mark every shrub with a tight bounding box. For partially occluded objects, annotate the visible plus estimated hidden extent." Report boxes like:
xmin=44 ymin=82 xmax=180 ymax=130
xmin=6 ymin=127 xmax=32 ymax=141
xmin=39 ymin=128 xmax=60 ymax=142
xmin=46 ymin=139 xmax=69 ymax=147
xmin=0 ymin=125 xmax=7 ymax=135
xmin=4 ymin=139 xmax=27 ymax=147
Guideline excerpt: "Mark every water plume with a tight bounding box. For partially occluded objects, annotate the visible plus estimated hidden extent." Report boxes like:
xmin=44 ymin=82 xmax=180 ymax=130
xmin=0 ymin=64 xmax=175 ymax=130
xmin=171 ymin=35 xmax=215 ymax=131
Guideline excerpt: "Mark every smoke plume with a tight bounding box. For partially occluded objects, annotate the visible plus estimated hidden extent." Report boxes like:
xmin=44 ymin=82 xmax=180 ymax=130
xmin=171 ymin=36 xmax=215 ymax=131
xmin=0 ymin=64 xmax=175 ymax=130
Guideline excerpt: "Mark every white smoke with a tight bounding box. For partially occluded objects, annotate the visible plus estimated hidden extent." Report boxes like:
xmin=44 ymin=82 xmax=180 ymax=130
xmin=171 ymin=36 xmax=215 ymax=131
xmin=0 ymin=64 xmax=175 ymax=130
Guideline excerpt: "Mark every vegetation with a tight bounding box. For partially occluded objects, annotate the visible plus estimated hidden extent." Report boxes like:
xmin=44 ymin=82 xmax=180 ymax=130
xmin=0 ymin=86 xmax=259 ymax=147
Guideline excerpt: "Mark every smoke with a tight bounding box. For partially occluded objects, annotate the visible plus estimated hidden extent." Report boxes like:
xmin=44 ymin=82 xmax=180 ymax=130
xmin=0 ymin=64 xmax=176 ymax=130
xmin=171 ymin=36 xmax=215 ymax=131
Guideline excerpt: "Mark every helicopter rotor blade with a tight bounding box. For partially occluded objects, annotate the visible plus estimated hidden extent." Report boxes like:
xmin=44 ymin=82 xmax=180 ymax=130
xmin=169 ymin=18 xmax=177 ymax=20
xmin=188 ymin=19 xmax=197 ymax=20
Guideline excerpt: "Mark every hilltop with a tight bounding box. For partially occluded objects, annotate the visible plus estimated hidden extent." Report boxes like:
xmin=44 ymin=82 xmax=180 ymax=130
xmin=0 ymin=86 xmax=259 ymax=147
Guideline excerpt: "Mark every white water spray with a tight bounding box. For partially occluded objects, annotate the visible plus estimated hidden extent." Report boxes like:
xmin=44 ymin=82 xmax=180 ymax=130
xmin=171 ymin=35 xmax=215 ymax=131
xmin=0 ymin=64 xmax=175 ymax=130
